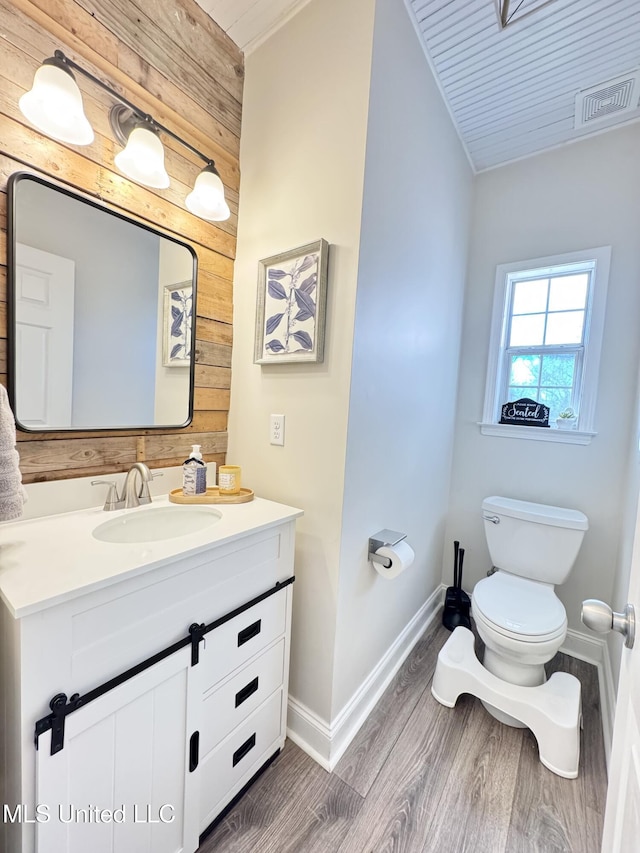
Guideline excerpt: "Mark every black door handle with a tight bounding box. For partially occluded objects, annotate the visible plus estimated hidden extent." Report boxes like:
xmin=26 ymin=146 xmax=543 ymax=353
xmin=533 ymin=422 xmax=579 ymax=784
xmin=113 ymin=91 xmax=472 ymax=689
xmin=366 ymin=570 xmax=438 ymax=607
xmin=237 ymin=619 xmax=261 ymax=647
xmin=232 ymin=733 xmax=256 ymax=767
xmin=235 ymin=677 xmax=259 ymax=708
xmin=189 ymin=731 xmax=199 ymax=772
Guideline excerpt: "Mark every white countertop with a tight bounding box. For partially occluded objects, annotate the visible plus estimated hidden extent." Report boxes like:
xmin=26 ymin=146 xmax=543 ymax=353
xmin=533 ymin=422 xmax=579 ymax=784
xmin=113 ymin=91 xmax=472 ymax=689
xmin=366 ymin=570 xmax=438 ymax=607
xmin=0 ymin=495 xmax=303 ymax=619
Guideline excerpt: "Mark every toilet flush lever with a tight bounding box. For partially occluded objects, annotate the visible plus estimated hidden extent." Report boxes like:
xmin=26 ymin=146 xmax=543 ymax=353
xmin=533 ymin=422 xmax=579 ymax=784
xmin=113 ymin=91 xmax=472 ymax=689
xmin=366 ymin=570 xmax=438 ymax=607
xmin=581 ymin=599 xmax=635 ymax=649
xmin=483 ymin=514 xmax=500 ymax=524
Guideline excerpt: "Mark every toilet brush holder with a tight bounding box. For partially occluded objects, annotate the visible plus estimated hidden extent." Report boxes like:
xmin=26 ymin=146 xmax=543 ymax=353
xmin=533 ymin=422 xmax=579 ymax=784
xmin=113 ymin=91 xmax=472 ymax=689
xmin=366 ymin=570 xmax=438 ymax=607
xmin=443 ymin=541 xmax=471 ymax=631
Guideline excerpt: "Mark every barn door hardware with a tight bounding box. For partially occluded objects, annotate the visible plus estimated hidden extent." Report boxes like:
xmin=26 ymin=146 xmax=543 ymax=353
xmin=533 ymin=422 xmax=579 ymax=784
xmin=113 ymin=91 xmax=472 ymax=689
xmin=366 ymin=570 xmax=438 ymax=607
xmin=34 ymin=576 xmax=295 ymax=754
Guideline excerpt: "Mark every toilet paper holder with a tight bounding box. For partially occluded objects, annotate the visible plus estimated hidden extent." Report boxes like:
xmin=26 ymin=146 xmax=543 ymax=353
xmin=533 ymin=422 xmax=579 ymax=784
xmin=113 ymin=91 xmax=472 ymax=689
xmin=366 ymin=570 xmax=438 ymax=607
xmin=368 ymin=529 xmax=407 ymax=568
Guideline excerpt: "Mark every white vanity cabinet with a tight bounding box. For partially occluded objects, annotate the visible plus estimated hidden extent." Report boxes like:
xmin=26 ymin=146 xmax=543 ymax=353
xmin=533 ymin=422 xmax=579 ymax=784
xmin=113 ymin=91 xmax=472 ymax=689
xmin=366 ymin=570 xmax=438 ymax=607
xmin=0 ymin=500 xmax=300 ymax=853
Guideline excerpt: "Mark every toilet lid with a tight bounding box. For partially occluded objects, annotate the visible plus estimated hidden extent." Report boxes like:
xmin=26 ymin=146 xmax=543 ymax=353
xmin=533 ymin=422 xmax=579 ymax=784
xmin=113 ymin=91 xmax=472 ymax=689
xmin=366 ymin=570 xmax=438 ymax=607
xmin=472 ymin=572 xmax=566 ymax=637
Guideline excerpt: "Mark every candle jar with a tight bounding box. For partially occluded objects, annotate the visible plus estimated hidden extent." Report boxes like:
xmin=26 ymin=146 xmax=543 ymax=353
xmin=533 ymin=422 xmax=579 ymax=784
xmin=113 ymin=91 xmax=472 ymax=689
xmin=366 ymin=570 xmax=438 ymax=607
xmin=218 ymin=465 xmax=241 ymax=495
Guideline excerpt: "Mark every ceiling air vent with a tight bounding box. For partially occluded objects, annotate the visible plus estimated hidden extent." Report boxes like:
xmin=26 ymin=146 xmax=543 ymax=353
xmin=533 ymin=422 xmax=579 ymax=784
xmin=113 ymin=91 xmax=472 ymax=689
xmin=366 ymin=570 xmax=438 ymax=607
xmin=575 ymin=72 xmax=640 ymax=129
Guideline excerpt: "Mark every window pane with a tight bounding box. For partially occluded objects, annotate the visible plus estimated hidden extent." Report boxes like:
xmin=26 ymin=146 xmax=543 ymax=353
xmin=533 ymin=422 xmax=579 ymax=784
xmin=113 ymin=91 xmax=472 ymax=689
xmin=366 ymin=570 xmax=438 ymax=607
xmin=545 ymin=311 xmax=584 ymax=344
xmin=539 ymin=387 xmax=572 ymax=422
xmin=512 ymin=278 xmax=548 ymax=315
xmin=540 ymin=353 xmax=576 ymax=387
xmin=508 ymin=386 xmax=539 ymax=401
xmin=489 ymin=250 xmax=609 ymax=432
xmin=548 ymin=274 xmax=588 ymax=311
xmin=509 ymin=354 xmax=540 ymax=386
xmin=510 ymin=314 xmax=545 ymax=346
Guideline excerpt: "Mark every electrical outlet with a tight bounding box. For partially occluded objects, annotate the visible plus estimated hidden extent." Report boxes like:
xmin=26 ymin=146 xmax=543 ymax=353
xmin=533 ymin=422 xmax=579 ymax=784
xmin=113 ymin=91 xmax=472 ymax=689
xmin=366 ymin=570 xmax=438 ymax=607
xmin=270 ymin=414 xmax=285 ymax=446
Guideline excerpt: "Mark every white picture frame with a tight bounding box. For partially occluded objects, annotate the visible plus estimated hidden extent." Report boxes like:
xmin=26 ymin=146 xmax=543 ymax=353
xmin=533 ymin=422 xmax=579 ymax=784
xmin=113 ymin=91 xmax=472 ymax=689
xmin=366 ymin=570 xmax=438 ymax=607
xmin=162 ymin=281 xmax=193 ymax=368
xmin=254 ymin=239 xmax=329 ymax=364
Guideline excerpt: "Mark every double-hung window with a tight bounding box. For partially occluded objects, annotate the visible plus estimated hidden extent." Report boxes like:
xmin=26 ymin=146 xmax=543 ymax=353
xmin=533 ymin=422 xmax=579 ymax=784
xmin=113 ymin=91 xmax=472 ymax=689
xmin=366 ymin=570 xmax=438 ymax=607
xmin=482 ymin=247 xmax=611 ymax=444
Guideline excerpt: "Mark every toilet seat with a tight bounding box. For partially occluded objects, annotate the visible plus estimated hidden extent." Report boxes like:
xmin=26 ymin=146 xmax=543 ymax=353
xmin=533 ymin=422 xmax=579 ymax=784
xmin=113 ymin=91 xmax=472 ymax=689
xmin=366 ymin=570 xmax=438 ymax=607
xmin=473 ymin=603 xmax=567 ymax=646
xmin=473 ymin=572 xmax=566 ymax=642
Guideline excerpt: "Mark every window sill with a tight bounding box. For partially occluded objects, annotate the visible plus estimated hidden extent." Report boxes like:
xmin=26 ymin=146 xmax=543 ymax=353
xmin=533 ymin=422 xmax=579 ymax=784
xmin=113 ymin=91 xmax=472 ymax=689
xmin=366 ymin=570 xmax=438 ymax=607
xmin=478 ymin=423 xmax=596 ymax=445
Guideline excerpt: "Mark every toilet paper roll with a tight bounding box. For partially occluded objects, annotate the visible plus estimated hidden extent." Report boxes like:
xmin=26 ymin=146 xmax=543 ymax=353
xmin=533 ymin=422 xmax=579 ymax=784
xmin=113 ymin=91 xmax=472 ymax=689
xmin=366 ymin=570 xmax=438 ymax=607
xmin=372 ymin=541 xmax=415 ymax=580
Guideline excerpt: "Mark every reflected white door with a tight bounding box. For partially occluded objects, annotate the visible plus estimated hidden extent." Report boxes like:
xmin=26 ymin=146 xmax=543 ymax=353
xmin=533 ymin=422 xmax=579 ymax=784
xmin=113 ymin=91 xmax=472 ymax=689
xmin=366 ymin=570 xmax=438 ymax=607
xmin=15 ymin=244 xmax=75 ymax=428
xmin=602 ymin=492 xmax=640 ymax=850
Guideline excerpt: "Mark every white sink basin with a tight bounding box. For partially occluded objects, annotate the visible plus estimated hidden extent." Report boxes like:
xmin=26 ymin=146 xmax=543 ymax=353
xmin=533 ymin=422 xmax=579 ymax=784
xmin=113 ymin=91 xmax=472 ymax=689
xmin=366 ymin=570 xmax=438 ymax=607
xmin=93 ymin=506 xmax=222 ymax=544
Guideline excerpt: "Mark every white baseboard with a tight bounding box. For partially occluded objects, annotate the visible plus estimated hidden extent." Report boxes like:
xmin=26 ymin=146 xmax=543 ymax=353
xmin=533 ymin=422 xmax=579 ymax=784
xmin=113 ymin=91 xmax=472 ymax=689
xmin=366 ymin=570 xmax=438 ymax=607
xmin=285 ymin=699 xmax=332 ymax=772
xmin=561 ymin=627 xmax=616 ymax=769
xmin=287 ymin=583 xmax=444 ymax=771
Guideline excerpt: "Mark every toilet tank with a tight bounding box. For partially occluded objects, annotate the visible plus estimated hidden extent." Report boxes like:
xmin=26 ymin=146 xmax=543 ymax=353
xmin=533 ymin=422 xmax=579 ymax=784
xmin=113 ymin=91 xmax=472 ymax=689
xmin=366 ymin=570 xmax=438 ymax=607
xmin=482 ymin=496 xmax=588 ymax=584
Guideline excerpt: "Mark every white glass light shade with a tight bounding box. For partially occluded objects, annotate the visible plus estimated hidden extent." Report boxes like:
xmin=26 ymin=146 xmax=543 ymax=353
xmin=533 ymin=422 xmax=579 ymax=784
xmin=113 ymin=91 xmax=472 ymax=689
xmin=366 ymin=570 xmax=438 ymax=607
xmin=114 ymin=126 xmax=170 ymax=189
xmin=185 ymin=168 xmax=230 ymax=221
xmin=19 ymin=62 xmax=94 ymax=145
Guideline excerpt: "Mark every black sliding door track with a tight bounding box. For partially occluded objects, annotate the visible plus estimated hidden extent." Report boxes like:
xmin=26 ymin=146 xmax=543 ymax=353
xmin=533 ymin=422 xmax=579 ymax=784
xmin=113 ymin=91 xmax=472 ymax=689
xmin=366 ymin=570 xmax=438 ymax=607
xmin=34 ymin=576 xmax=294 ymax=755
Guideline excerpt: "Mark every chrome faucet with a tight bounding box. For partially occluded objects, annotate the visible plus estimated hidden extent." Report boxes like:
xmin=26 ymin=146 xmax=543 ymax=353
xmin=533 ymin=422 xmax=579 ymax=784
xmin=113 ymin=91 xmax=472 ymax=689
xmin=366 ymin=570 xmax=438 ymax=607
xmin=122 ymin=462 xmax=153 ymax=508
xmin=92 ymin=463 xmax=162 ymax=511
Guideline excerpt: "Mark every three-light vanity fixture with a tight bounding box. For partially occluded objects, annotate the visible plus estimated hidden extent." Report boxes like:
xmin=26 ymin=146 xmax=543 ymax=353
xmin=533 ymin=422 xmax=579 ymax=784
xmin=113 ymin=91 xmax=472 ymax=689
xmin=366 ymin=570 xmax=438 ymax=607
xmin=18 ymin=50 xmax=230 ymax=222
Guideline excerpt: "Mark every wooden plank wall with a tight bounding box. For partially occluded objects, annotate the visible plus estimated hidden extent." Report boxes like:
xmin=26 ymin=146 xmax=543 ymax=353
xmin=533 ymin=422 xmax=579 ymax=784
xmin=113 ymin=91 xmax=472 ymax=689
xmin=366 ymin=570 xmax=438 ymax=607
xmin=0 ymin=0 xmax=243 ymax=482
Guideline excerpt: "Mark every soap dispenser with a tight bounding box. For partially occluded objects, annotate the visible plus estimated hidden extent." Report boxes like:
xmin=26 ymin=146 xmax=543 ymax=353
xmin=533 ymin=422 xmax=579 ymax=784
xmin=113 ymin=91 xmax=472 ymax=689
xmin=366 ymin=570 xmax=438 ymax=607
xmin=183 ymin=444 xmax=207 ymax=495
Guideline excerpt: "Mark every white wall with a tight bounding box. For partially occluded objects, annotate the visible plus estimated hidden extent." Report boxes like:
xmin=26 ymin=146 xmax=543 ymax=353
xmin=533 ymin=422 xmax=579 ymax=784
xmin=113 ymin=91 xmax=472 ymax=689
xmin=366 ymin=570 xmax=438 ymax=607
xmin=331 ymin=0 xmax=472 ymax=716
xmin=229 ymin=0 xmax=472 ymax=730
xmin=446 ymin=124 xmax=640 ymax=635
xmin=227 ymin=0 xmax=376 ymax=722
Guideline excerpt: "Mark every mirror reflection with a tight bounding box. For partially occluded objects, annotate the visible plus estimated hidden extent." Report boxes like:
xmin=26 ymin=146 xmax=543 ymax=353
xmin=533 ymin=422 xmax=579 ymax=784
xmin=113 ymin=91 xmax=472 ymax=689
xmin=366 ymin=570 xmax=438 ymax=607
xmin=8 ymin=173 xmax=196 ymax=431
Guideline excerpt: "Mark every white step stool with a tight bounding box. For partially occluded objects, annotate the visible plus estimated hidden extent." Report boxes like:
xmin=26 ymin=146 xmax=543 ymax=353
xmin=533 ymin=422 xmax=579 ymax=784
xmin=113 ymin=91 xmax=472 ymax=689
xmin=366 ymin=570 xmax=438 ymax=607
xmin=431 ymin=627 xmax=581 ymax=779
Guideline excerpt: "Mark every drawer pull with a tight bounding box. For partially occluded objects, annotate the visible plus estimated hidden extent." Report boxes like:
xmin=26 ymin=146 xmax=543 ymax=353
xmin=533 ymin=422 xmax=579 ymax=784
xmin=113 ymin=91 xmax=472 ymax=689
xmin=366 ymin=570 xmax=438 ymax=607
xmin=189 ymin=731 xmax=199 ymax=772
xmin=235 ymin=676 xmax=259 ymax=708
xmin=232 ymin=733 xmax=256 ymax=767
xmin=237 ymin=619 xmax=261 ymax=647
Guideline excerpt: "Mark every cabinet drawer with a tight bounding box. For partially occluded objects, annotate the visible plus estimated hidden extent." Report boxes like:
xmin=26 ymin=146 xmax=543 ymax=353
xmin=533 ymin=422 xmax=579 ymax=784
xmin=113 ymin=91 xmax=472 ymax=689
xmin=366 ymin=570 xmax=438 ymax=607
xmin=199 ymin=689 xmax=284 ymax=831
xmin=200 ymin=591 xmax=287 ymax=692
xmin=68 ymin=529 xmax=290 ymax=692
xmin=201 ymin=639 xmax=285 ymax=756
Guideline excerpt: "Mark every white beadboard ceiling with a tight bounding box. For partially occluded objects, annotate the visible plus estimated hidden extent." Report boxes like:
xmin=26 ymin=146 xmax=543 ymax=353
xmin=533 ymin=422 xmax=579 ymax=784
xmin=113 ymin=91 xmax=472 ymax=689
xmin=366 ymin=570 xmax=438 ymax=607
xmin=195 ymin=0 xmax=312 ymax=54
xmin=198 ymin=0 xmax=640 ymax=171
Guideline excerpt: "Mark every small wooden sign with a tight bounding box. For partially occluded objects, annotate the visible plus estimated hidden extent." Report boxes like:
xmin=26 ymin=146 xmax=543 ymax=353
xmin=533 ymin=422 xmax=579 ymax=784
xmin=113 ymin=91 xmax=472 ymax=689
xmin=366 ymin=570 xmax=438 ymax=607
xmin=499 ymin=397 xmax=549 ymax=427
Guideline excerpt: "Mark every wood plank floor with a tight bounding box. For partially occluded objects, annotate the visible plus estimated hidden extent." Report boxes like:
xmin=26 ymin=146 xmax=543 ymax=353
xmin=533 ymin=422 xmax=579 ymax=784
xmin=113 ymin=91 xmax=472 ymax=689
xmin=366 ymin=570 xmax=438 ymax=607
xmin=199 ymin=615 xmax=607 ymax=853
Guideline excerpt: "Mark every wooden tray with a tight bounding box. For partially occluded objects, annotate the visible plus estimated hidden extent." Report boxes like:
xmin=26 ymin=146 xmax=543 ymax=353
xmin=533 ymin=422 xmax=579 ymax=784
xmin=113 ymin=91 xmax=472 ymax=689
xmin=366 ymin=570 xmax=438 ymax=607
xmin=169 ymin=487 xmax=254 ymax=505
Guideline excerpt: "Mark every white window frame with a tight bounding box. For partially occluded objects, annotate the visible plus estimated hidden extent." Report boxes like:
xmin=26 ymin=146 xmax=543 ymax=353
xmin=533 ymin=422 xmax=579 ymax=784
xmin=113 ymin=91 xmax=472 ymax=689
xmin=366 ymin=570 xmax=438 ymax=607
xmin=480 ymin=246 xmax=611 ymax=445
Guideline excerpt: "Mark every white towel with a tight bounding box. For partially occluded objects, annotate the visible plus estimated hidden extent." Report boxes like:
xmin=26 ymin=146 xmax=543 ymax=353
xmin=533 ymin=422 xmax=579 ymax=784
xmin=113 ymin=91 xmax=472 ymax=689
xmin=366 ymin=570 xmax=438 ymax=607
xmin=0 ymin=384 xmax=24 ymax=522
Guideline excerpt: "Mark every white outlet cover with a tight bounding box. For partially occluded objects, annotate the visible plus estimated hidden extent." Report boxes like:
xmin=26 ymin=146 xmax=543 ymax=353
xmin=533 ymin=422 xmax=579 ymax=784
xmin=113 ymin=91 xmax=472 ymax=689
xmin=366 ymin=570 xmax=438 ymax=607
xmin=270 ymin=414 xmax=285 ymax=446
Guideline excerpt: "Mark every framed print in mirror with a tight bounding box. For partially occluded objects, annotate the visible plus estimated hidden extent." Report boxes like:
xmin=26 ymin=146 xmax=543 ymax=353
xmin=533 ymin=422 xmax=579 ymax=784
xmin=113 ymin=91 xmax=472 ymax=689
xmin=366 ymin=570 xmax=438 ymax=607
xmin=254 ymin=239 xmax=329 ymax=364
xmin=163 ymin=281 xmax=193 ymax=367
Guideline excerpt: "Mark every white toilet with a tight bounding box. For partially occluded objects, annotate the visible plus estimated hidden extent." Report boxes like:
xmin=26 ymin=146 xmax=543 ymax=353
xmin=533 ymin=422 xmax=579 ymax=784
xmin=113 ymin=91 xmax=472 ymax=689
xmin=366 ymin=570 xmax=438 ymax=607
xmin=472 ymin=495 xmax=588 ymax=726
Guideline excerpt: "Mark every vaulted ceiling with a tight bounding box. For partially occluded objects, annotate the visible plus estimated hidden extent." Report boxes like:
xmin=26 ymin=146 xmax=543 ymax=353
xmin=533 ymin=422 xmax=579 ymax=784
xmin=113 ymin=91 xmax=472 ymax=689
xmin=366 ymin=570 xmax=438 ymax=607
xmin=198 ymin=0 xmax=640 ymax=172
